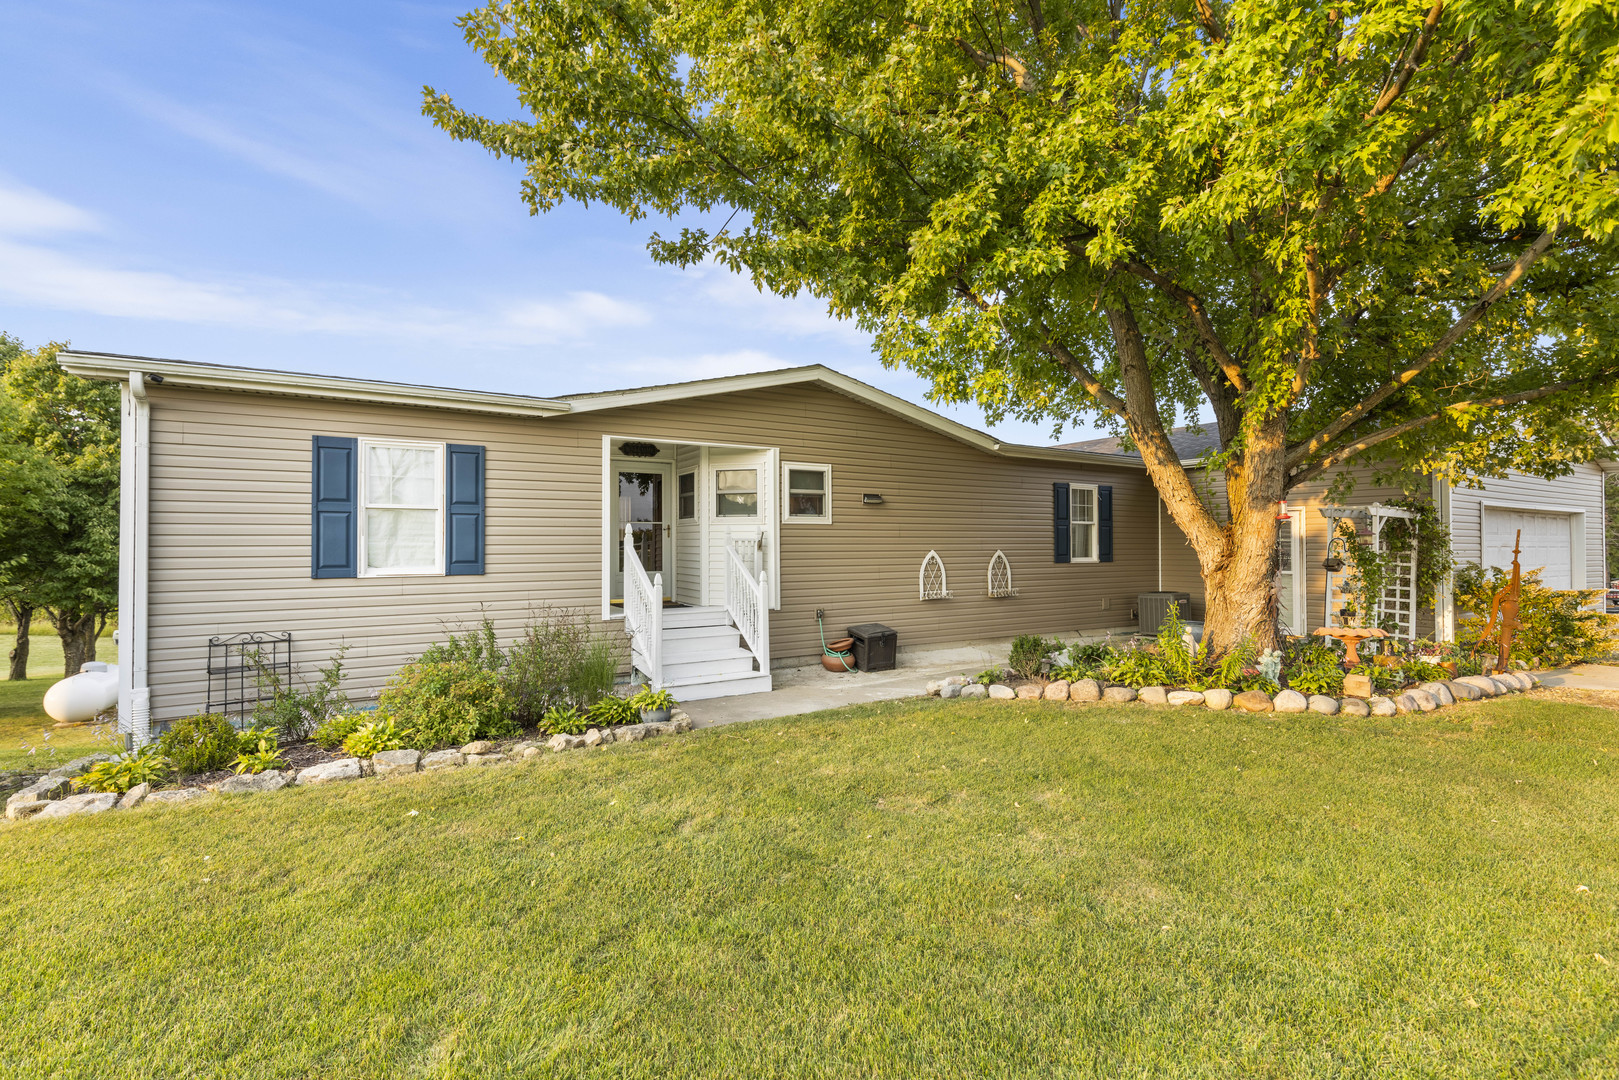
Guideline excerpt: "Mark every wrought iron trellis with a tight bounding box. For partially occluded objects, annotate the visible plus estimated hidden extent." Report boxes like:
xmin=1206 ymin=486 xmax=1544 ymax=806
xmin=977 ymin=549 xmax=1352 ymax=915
xmin=206 ymin=632 xmax=291 ymax=718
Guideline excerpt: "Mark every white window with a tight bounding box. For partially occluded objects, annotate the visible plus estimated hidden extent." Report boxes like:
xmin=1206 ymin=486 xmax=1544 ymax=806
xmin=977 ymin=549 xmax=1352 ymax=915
xmin=715 ymin=468 xmax=758 ymax=517
xmin=360 ymin=439 xmax=443 ymax=575
xmin=783 ymin=463 xmax=831 ymax=523
xmin=1070 ymin=484 xmax=1098 ymax=562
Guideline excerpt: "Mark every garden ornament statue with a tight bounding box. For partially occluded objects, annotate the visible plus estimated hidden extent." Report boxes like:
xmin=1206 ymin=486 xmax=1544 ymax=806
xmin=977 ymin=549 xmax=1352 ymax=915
xmin=1477 ymin=530 xmax=1524 ymax=671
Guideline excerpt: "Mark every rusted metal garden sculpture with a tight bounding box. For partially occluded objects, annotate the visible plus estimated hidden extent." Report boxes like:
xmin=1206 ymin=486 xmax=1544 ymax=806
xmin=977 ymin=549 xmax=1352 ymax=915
xmin=1476 ymin=530 xmax=1524 ymax=672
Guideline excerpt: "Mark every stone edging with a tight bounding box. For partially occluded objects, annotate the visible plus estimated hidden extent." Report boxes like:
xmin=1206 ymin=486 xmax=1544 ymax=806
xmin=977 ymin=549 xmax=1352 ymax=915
xmin=4 ymin=713 xmax=695 ymax=824
xmin=926 ymin=672 xmax=1541 ymax=717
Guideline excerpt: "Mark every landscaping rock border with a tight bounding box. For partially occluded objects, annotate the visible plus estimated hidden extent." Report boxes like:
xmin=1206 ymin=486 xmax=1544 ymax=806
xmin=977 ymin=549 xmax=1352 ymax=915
xmin=927 ymin=670 xmax=1543 ymax=720
xmin=4 ymin=710 xmax=698 ymax=826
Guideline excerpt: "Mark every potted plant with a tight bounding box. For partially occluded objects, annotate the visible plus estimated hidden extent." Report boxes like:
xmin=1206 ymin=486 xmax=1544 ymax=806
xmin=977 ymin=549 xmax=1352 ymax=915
xmin=629 ymin=686 xmax=678 ymax=723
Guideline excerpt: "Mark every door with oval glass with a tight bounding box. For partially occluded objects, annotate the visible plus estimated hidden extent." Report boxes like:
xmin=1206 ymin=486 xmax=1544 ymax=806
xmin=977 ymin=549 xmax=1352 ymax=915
xmin=611 ymin=460 xmax=673 ymax=603
xmin=706 ymin=448 xmax=773 ymax=606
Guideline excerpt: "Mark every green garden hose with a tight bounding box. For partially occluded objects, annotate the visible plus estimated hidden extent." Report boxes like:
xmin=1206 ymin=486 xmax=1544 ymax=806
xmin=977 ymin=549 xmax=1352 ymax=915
xmin=817 ymin=612 xmax=856 ymax=671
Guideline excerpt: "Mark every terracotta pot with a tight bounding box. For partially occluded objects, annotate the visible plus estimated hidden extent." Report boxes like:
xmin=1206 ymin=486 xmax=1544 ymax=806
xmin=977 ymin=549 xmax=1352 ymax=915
xmin=823 ymin=639 xmax=856 ymax=672
xmin=1439 ymin=661 xmax=1457 ymax=676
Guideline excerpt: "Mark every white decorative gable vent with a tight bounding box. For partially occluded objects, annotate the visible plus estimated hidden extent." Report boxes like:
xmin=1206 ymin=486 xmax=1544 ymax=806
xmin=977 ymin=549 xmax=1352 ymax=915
xmin=919 ymin=550 xmax=952 ymax=600
xmin=986 ymin=549 xmax=1017 ymax=598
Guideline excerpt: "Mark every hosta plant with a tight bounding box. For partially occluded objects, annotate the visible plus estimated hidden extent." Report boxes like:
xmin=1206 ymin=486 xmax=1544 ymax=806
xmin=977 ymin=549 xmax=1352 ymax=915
xmin=343 ymin=719 xmax=406 ymax=758
xmin=73 ymin=747 xmax=172 ymax=794
xmin=232 ymin=738 xmax=285 ymax=775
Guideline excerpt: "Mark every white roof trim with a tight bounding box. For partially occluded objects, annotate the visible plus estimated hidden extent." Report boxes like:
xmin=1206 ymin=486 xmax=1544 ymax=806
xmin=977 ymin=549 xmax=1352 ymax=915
xmin=560 ymin=365 xmax=1141 ymax=467
xmin=56 ymin=351 xmax=573 ymax=419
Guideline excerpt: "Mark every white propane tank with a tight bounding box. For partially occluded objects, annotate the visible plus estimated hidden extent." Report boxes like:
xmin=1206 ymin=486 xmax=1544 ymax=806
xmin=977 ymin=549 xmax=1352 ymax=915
xmin=43 ymin=663 xmax=120 ymax=724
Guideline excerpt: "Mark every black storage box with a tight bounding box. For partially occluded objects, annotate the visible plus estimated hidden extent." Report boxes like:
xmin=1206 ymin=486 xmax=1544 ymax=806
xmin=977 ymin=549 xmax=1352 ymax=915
xmin=846 ymin=623 xmax=898 ymax=672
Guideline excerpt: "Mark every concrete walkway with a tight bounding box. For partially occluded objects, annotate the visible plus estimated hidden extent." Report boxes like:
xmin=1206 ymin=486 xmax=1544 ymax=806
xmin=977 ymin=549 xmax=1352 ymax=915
xmin=681 ymin=628 xmax=1137 ymax=728
xmin=1535 ymin=664 xmax=1619 ymax=692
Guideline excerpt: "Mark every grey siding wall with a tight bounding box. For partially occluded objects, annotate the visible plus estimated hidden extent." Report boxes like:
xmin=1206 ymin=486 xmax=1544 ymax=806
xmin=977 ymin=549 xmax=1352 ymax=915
xmin=142 ymin=383 xmax=1159 ymax=722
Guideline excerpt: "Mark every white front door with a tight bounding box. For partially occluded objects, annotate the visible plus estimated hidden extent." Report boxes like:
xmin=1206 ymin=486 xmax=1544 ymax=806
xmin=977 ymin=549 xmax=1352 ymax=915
xmin=611 ymin=461 xmax=673 ymax=602
xmin=706 ymin=448 xmax=773 ymax=607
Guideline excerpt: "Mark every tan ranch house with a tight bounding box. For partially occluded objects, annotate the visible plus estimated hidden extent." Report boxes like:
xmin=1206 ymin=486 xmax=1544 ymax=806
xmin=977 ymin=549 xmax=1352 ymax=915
xmin=58 ymin=352 xmax=1611 ymax=741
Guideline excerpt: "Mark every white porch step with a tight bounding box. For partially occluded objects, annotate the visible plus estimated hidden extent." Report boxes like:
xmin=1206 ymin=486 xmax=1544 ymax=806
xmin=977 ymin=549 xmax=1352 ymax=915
xmin=661 ymin=606 xmax=729 ymax=629
xmin=665 ymin=670 xmax=774 ymax=700
xmin=663 ymin=647 xmax=758 ymax=682
xmin=662 ymin=624 xmax=743 ymax=650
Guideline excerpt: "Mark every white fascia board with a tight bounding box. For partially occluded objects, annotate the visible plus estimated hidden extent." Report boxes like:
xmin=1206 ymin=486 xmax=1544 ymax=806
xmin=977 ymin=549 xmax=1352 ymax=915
xmin=57 ymin=351 xmax=573 ymax=419
xmin=560 ymin=364 xmax=1146 ymax=469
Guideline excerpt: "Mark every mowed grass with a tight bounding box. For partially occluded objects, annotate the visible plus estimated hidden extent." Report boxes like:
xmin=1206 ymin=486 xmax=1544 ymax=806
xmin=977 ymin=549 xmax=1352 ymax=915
xmin=0 ymin=629 xmax=119 ymax=772
xmin=3 ymin=696 xmax=1618 ymax=1078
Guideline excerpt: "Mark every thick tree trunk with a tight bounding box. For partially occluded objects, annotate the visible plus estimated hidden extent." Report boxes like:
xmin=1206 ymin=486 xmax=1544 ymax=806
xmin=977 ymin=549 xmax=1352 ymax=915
xmin=1104 ymin=300 xmax=1288 ymax=658
xmin=52 ymin=608 xmax=100 ymax=677
xmin=5 ymin=601 xmax=30 ymax=681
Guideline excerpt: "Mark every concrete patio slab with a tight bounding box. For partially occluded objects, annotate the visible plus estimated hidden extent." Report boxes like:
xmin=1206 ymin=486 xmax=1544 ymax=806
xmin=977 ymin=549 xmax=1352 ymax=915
xmin=682 ymin=627 xmax=1137 ymax=728
xmin=1535 ymin=664 xmax=1619 ymax=692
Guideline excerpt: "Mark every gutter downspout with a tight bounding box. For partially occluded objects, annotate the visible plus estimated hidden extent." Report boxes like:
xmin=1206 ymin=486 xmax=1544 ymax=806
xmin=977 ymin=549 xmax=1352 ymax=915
xmin=119 ymin=372 xmax=151 ymax=747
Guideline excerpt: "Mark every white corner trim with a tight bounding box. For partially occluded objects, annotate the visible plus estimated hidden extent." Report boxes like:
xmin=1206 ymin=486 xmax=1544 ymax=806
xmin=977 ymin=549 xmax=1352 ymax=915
xmin=119 ymin=373 xmax=152 ymax=746
xmin=58 ymin=351 xmax=572 ymax=419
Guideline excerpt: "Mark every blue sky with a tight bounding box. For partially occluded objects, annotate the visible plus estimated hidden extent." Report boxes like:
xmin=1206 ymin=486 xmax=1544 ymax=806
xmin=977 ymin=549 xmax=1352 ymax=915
xmin=2 ymin=0 xmax=1105 ymax=445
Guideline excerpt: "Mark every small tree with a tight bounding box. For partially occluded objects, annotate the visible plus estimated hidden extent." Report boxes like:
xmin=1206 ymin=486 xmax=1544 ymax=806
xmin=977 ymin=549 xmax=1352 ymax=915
xmin=0 ymin=340 xmax=120 ymax=675
xmin=425 ymin=0 xmax=1619 ymax=654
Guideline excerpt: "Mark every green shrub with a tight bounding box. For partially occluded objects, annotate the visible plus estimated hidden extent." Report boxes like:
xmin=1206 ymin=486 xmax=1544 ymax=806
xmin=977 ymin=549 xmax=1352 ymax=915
xmin=247 ymin=644 xmax=351 ymax=742
xmin=343 ymin=718 xmax=406 ymax=758
xmin=503 ymin=607 xmax=624 ymax=719
xmin=1062 ymin=642 xmax=1115 ymax=680
xmin=1282 ymin=638 xmax=1346 ymax=696
xmin=1106 ymin=648 xmax=1168 ymax=687
xmin=232 ymin=737 xmax=285 ymax=775
xmin=629 ymin=687 xmax=678 ymax=713
xmin=587 ymin=694 xmax=640 ymax=728
xmin=378 ymin=660 xmax=517 ymax=749
xmin=1008 ymin=635 xmax=1056 ymax=679
xmin=73 ymin=747 xmax=172 ymax=794
xmin=312 ymin=711 xmax=368 ymax=750
xmin=974 ymin=667 xmax=1005 ymax=685
xmin=1156 ymin=604 xmax=1198 ymax=688
xmin=1455 ymin=562 xmax=1619 ymax=666
xmin=419 ymin=617 xmax=506 ymax=671
xmin=541 ymin=704 xmax=588 ymax=735
xmin=1350 ymin=662 xmax=1406 ymax=693
xmin=157 ymin=713 xmax=244 ymax=774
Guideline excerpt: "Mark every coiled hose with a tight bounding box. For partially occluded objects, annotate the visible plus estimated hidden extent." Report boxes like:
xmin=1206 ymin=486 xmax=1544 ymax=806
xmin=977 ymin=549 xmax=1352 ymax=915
xmin=818 ymin=611 xmax=856 ymax=671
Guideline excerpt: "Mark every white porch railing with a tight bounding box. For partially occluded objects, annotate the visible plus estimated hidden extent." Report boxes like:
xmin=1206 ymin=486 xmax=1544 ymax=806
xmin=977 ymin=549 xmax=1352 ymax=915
xmin=623 ymin=524 xmax=664 ymax=687
xmin=724 ymin=542 xmax=770 ymax=671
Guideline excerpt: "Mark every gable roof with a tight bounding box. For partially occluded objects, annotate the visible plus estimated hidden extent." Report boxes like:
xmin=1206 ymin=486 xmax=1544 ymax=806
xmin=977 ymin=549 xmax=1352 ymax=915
xmin=55 ymin=351 xmax=1143 ymax=469
xmin=1057 ymin=425 xmax=1224 ymax=463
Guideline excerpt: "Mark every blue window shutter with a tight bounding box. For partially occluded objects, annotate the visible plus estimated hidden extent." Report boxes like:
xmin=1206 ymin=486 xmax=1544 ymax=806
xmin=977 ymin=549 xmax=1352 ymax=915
xmin=445 ymin=444 xmax=486 ymax=575
xmin=311 ymin=436 xmax=357 ymax=578
xmin=1098 ymin=485 xmax=1114 ymax=563
xmin=1054 ymin=482 xmax=1070 ymax=563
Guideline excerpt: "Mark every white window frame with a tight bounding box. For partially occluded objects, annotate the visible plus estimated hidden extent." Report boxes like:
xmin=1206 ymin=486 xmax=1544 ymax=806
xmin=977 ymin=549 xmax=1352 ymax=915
xmin=1068 ymin=483 xmax=1099 ymax=564
xmin=358 ymin=437 xmax=444 ymax=577
xmin=714 ymin=466 xmax=761 ymax=519
xmin=781 ymin=462 xmax=832 ymax=524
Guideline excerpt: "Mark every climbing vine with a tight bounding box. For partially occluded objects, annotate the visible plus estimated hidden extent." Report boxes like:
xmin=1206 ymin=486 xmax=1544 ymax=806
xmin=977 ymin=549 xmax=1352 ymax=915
xmin=1332 ymin=497 xmax=1454 ymax=628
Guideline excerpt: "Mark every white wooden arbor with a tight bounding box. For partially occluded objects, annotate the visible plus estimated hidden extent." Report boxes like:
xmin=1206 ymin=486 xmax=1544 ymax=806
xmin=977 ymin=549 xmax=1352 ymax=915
xmin=1320 ymin=503 xmax=1419 ymax=640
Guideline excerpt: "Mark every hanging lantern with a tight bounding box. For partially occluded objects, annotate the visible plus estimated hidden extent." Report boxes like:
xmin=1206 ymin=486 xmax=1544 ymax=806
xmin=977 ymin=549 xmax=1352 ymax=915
xmin=1322 ymin=536 xmax=1347 ymax=573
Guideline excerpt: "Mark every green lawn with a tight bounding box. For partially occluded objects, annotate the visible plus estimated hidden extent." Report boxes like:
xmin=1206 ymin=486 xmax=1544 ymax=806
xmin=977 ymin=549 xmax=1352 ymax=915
xmin=2 ymin=696 xmax=1617 ymax=1077
xmin=0 ymin=629 xmax=120 ymax=772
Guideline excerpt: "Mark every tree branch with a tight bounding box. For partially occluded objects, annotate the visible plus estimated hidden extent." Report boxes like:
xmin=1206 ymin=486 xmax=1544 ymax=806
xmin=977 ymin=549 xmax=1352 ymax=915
xmin=955 ymin=38 xmax=1036 ymax=92
xmin=1118 ymin=261 xmax=1248 ymax=391
xmin=1285 ymin=226 xmax=1559 ymax=470
xmin=1367 ymin=0 xmax=1444 ymax=119
xmin=1193 ymin=0 xmax=1226 ymax=44
xmin=1285 ymin=377 xmax=1599 ymax=489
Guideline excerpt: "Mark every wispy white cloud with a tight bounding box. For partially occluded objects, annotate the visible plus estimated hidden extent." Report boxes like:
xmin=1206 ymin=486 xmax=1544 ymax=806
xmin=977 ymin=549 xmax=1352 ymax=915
xmin=680 ymin=260 xmax=870 ymax=347
xmin=0 ymin=178 xmax=647 ymax=348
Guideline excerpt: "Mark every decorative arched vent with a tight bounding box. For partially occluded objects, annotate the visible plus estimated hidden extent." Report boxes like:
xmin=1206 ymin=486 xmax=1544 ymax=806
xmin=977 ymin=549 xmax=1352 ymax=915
xmin=986 ymin=549 xmax=1017 ymax=598
xmin=919 ymin=550 xmax=952 ymax=601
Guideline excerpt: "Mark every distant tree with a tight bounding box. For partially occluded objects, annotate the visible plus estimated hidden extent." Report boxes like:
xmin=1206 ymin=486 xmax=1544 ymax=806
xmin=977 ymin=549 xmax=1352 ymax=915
xmin=0 ymin=340 xmax=120 ymax=676
xmin=427 ymin=0 xmax=1619 ymax=653
xmin=1608 ymin=473 xmax=1619 ymax=588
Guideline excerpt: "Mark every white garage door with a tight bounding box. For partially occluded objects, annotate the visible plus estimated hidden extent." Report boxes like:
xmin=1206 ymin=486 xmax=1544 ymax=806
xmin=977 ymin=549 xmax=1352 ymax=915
xmin=1484 ymin=509 xmax=1572 ymax=588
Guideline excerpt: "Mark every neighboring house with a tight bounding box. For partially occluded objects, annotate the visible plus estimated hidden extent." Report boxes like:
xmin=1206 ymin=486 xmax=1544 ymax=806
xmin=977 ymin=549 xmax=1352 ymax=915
xmin=64 ymin=352 xmax=1190 ymax=737
xmin=1061 ymin=429 xmax=1615 ymax=640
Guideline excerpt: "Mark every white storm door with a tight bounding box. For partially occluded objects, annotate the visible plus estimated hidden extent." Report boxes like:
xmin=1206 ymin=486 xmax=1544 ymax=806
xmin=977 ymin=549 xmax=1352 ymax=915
xmin=1276 ymin=510 xmax=1305 ymax=635
xmin=611 ymin=461 xmax=673 ymax=602
xmin=706 ymin=448 xmax=774 ymax=607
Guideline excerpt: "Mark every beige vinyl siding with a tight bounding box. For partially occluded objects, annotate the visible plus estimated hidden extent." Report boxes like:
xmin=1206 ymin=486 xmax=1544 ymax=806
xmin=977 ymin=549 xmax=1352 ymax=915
xmin=672 ymin=444 xmax=703 ymax=605
xmin=143 ymin=382 xmax=1159 ymax=722
xmin=1447 ymin=465 xmax=1605 ymax=593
